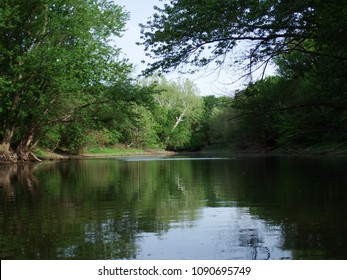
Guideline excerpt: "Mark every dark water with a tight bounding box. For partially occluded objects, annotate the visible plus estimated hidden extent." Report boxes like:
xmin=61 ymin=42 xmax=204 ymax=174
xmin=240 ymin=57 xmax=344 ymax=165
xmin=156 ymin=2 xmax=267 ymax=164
xmin=1 ymin=155 xmax=347 ymax=260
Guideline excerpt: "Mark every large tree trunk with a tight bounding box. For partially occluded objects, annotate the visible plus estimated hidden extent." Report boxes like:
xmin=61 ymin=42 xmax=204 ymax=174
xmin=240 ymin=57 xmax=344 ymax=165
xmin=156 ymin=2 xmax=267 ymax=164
xmin=0 ymin=142 xmax=11 ymax=156
xmin=0 ymin=128 xmax=17 ymax=162
xmin=15 ymin=130 xmax=41 ymax=162
xmin=0 ymin=128 xmax=41 ymax=162
xmin=0 ymin=144 xmax=18 ymax=162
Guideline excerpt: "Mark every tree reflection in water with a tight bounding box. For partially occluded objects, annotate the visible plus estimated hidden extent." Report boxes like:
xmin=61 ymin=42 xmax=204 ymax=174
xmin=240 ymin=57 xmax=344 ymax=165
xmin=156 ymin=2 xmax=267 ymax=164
xmin=1 ymin=156 xmax=347 ymax=259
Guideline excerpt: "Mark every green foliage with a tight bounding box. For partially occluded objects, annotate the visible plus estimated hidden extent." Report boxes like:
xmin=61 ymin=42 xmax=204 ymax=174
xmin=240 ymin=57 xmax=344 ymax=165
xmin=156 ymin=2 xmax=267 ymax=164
xmin=227 ymin=49 xmax=347 ymax=150
xmin=145 ymin=76 xmax=204 ymax=150
xmin=208 ymin=106 xmax=233 ymax=146
xmin=201 ymin=95 xmax=231 ymax=145
xmin=117 ymin=105 xmax=160 ymax=148
xmin=137 ymin=0 xmax=347 ymax=152
xmin=140 ymin=0 xmax=347 ymax=76
xmin=39 ymin=126 xmax=62 ymax=151
xmin=2 ymin=0 xmax=346 ymax=157
xmin=83 ymin=146 xmax=144 ymax=155
xmin=57 ymin=123 xmax=94 ymax=154
xmin=0 ymin=0 xmax=132 ymax=159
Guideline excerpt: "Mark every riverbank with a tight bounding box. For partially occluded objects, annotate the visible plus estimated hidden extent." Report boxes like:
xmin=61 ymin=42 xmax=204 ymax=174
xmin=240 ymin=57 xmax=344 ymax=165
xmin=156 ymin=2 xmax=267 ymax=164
xmin=9 ymin=142 xmax=347 ymax=163
xmin=203 ymin=142 xmax=347 ymax=156
xmin=264 ymin=142 xmax=347 ymax=155
xmin=33 ymin=146 xmax=177 ymax=161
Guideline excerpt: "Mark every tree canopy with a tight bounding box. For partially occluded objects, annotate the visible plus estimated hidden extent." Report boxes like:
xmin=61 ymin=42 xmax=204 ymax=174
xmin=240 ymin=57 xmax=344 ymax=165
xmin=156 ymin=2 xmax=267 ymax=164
xmin=2 ymin=0 xmax=347 ymax=160
xmin=138 ymin=0 xmax=347 ymax=152
xmin=140 ymin=0 xmax=347 ymax=75
xmin=0 ymin=0 xmax=132 ymax=161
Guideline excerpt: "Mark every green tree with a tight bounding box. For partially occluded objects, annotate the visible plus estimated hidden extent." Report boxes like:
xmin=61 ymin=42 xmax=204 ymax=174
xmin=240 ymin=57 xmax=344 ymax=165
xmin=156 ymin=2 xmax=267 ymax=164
xmin=116 ymin=104 xmax=160 ymax=148
xmin=139 ymin=0 xmax=347 ymax=151
xmin=0 ymin=0 xmax=130 ymax=161
xmin=229 ymin=55 xmax=347 ymax=151
xmin=201 ymin=95 xmax=231 ymax=145
xmin=229 ymin=77 xmax=289 ymax=150
xmin=274 ymin=53 xmax=347 ymax=148
xmin=38 ymin=80 xmax=157 ymax=153
xmin=144 ymin=76 xmax=204 ymax=150
xmin=140 ymin=0 xmax=347 ymax=75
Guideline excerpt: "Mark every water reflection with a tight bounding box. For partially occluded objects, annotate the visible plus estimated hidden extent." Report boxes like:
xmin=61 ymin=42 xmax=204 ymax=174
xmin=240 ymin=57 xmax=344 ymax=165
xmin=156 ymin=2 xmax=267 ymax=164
xmin=136 ymin=207 xmax=292 ymax=260
xmin=1 ymin=155 xmax=347 ymax=259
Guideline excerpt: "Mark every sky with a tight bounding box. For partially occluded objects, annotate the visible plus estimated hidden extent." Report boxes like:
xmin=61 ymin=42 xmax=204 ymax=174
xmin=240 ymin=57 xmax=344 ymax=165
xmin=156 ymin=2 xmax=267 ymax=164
xmin=113 ymin=0 xmax=276 ymax=96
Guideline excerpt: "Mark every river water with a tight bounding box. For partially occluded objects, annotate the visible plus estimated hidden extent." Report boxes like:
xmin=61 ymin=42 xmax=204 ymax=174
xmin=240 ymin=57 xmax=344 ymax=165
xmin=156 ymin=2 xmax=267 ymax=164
xmin=1 ymin=155 xmax=347 ymax=259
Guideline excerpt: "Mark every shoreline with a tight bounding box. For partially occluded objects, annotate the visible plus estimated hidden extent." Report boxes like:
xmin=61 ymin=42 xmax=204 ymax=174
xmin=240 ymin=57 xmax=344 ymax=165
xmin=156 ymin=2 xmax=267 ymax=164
xmin=35 ymin=148 xmax=177 ymax=161
xmin=2 ymin=145 xmax=347 ymax=164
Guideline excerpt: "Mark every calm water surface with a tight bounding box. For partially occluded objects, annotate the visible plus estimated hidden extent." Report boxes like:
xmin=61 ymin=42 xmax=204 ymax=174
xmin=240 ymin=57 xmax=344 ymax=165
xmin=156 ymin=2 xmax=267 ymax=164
xmin=1 ymin=155 xmax=347 ymax=259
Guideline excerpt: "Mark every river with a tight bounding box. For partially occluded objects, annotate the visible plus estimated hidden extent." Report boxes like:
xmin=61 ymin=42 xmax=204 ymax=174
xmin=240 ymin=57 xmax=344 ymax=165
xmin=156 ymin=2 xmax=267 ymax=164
xmin=1 ymin=154 xmax=347 ymax=259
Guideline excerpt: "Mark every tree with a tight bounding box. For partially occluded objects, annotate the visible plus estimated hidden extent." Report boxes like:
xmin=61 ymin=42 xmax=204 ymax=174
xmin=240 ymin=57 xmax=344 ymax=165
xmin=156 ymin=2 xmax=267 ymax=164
xmin=140 ymin=0 xmax=347 ymax=76
xmin=0 ymin=0 xmax=130 ymax=161
xmin=39 ymin=79 xmax=157 ymax=153
xmin=207 ymin=106 xmax=231 ymax=146
xmin=229 ymin=55 xmax=347 ymax=151
xmin=140 ymin=0 xmax=347 ymax=151
xmin=116 ymin=104 xmax=159 ymax=148
xmin=143 ymin=76 xmax=204 ymax=150
xmin=229 ymin=77 xmax=289 ymax=150
xmin=201 ymin=95 xmax=231 ymax=145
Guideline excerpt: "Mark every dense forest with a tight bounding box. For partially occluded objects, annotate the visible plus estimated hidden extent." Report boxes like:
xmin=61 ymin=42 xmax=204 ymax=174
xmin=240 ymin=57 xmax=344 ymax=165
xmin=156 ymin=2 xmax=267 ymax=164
xmin=1 ymin=0 xmax=347 ymax=162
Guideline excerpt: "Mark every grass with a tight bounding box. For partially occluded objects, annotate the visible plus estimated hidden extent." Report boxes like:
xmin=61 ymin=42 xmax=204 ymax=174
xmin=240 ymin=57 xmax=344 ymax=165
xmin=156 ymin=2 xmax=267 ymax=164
xmin=33 ymin=148 xmax=68 ymax=160
xmin=33 ymin=148 xmax=47 ymax=157
xmin=32 ymin=145 xmax=175 ymax=161
xmin=83 ymin=146 xmax=146 ymax=155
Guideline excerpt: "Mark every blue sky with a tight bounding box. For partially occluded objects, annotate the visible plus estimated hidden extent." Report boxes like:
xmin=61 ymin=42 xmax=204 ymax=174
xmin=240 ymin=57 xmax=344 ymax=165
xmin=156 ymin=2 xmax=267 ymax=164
xmin=114 ymin=0 xmax=159 ymax=72
xmin=114 ymin=0 xmax=276 ymax=96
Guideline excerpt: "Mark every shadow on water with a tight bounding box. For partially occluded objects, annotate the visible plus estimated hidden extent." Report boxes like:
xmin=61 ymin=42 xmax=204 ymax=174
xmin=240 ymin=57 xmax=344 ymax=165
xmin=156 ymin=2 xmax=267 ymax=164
xmin=1 ymin=155 xmax=347 ymax=259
